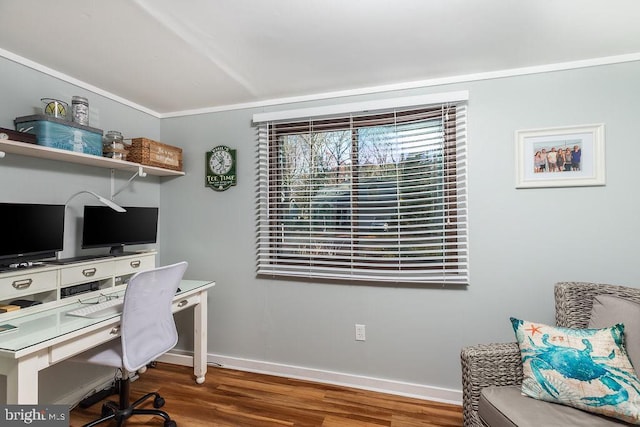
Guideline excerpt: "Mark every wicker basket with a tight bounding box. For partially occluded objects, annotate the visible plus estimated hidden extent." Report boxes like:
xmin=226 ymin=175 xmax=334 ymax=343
xmin=128 ymin=138 xmax=182 ymax=171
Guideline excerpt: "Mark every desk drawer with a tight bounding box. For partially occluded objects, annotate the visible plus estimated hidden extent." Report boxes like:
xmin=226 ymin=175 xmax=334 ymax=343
xmin=49 ymin=322 xmax=121 ymax=363
xmin=61 ymin=261 xmax=114 ymax=286
xmin=115 ymin=256 xmax=154 ymax=276
xmin=172 ymin=293 xmax=199 ymax=312
xmin=0 ymin=270 xmax=57 ymax=300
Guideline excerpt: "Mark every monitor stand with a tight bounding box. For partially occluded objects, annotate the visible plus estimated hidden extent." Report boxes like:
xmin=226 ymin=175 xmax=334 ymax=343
xmin=109 ymin=245 xmax=138 ymax=257
xmin=109 ymin=245 xmax=125 ymax=255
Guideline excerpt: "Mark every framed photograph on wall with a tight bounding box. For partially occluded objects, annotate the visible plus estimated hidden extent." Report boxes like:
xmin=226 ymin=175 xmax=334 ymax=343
xmin=515 ymin=124 xmax=605 ymax=188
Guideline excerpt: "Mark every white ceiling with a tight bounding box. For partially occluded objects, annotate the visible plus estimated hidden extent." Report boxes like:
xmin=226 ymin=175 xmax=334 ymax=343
xmin=1 ymin=0 xmax=639 ymax=116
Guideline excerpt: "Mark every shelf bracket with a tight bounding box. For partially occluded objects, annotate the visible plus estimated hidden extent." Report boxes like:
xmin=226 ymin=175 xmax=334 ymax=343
xmin=110 ymin=166 xmax=147 ymax=199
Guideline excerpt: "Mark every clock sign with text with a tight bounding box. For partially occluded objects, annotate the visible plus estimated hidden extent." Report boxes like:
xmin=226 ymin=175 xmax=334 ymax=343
xmin=206 ymin=145 xmax=237 ymax=191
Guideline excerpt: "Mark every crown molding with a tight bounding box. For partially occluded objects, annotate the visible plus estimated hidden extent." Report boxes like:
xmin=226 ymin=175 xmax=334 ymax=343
xmin=3 ymin=47 xmax=639 ymax=119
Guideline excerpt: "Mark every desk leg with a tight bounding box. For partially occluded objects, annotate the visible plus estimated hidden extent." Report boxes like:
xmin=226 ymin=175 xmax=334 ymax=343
xmin=6 ymin=354 xmax=40 ymax=404
xmin=193 ymin=290 xmax=208 ymax=384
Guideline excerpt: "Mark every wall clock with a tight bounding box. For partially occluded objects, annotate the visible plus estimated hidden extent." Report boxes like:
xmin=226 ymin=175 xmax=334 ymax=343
xmin=205 ymin=145 xmax=237 ymax=191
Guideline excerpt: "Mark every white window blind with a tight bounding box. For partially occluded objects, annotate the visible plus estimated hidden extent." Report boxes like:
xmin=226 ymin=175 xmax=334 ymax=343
xmin=255 ymin=96 xmax=468 ymax=284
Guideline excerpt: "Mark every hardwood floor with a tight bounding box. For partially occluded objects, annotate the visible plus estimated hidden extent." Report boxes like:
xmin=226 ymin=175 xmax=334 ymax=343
xmin=70 ymin=363 xmax=462 ymax=426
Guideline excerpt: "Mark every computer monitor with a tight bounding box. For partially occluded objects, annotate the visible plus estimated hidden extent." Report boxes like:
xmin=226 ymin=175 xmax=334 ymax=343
xmin=0 ymin=202 xmax=65 ymax=268
xmin=82 ymin=206 xmax=158 ymax=255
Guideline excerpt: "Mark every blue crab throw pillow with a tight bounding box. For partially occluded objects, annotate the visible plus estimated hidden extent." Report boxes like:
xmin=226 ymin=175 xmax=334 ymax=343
xmin=511 ymin=317 xmax=640 ymax=424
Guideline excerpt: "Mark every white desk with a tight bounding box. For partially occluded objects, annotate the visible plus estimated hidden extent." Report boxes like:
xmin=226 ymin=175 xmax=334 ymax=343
xmin=0 ymin=279 xmax=214 ymax=404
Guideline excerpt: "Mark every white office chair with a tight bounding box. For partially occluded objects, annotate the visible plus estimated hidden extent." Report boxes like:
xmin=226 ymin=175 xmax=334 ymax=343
xmin=73 ymin=261 xmax=188 ymax=427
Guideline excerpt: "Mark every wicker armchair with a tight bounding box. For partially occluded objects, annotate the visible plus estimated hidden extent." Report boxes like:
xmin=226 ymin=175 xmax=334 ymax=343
xmin=460 ymin=281 xmax=640 ymax=427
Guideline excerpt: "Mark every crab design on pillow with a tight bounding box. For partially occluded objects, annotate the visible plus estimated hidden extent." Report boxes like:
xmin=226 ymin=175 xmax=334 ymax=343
xmin=511 ymin=317 xmax=640 ymax=424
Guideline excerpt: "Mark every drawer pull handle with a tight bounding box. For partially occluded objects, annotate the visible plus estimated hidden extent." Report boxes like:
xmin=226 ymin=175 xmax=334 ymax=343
xmin=177 ymin=300 xmax=189 ymax=308
xmin=110 ymin=326 xmax=120 ymax=335
xmin=82 ymin=268 xmax=97 ymax=277
xmin=130 ymin=260 xmax=141 ymax=268
xmin=12 ymin=278 xmax=33 ymax=289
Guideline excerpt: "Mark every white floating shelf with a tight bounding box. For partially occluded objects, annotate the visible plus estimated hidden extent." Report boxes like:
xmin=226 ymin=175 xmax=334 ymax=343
xmin=0 ymin=139 xmax=185 ymax=177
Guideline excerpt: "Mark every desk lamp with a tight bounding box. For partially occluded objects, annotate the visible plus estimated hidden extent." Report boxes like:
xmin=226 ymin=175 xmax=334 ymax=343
xmin=57 ymin=191 xmax=126 ymax=260
xmin=65 ymin=190 xmax=126 ymax=212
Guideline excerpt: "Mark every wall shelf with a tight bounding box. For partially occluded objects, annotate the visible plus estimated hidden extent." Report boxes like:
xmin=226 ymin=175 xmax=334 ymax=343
xmin=0 ymin=139 xmax=185 ymax=177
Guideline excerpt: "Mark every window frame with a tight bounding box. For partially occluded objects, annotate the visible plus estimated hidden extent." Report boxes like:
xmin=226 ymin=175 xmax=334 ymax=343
xmin=254 ymin=92 xmax=468 ymax=285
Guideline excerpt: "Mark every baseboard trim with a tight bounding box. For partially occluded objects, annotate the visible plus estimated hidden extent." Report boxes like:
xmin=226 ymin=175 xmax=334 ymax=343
xmin=159 ymin=350 xmax=462 ymax=405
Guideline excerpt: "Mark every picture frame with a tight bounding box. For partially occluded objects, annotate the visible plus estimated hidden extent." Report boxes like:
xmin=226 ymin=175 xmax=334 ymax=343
xmin=515 ymin=124 xmax=605 ymax=188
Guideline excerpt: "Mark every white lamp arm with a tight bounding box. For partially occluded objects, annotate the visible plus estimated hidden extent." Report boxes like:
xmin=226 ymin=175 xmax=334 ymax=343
xmin=65 ymin=190 xmax=126 ymax=212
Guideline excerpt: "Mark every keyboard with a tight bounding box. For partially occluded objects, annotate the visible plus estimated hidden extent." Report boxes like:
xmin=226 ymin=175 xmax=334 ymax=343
xmin=66 ymin=298 xmax=123 ymax=318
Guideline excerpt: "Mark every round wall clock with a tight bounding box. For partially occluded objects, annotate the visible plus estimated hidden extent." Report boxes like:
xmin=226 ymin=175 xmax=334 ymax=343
xmin=209 ymin=149 xmax=233 ymax=175
xmin=205 ymin=145 xmax=237 ymax=191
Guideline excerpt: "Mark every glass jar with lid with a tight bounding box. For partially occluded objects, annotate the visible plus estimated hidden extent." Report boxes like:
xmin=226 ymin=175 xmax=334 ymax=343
xmin=104 ymin=131 xmax=124 ymax=147
xmin=103 ymin=131 xmax=128 ymax=160
xmin=71 ymin=96 xmax=89 ymax=125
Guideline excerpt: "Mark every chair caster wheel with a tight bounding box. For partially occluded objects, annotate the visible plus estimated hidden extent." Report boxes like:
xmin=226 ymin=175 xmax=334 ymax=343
xmin=164 ymin=420 xmax=177 ymax=427
xmin=153 ymin=396 xmax=165 ymax=408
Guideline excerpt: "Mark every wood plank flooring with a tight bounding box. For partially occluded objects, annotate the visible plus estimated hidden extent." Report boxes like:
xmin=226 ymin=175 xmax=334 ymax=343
xmin=70 ymin=363 xmax=462 ymax=426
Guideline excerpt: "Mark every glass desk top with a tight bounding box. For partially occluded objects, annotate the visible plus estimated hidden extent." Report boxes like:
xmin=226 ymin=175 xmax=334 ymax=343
xmin=0 ymin=280 xmax=213 ymax=353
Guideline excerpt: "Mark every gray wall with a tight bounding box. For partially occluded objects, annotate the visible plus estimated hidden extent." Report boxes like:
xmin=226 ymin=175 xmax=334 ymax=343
xmin=159 ymin=60 xmax=640 ymax=392
xmin=1 ymin=53 xmax=639 ymax=401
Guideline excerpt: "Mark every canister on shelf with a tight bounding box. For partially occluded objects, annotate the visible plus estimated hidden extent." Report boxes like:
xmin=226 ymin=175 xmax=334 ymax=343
xmin=103 ymin=130 xmax=124 ymax=147
xmin=71 ymin=96 xmax=89 ymax=126
xmin=41 ymin=98 xmax=69 ymax=120
xmin=103 ymin=130 xmax=128 ymax=160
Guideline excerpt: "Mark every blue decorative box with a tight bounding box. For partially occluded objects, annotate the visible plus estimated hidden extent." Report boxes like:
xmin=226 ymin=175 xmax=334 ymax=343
xmin=14 ymin=114 xmax=103 ymax=156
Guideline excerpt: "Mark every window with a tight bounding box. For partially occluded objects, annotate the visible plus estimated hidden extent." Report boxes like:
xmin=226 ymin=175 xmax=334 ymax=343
xmin=254 ymin=92 xmax=468 ymax=284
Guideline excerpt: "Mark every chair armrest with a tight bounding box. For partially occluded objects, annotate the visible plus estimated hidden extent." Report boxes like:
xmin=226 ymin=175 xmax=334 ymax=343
xmin=460 ymin=342 xmax=523 ymax=427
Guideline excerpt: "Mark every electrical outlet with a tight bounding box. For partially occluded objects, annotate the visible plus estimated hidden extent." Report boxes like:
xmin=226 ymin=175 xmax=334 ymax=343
xmin=355 ymin=324 xmax=366 ymax=341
